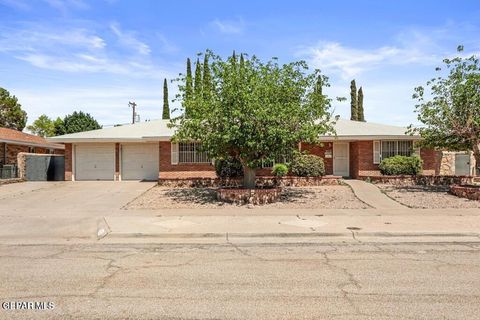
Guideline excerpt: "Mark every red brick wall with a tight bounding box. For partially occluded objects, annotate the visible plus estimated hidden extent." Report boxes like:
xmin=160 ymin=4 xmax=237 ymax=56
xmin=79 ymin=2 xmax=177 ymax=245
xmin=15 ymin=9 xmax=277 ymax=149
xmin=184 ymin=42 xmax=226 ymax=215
xmin=159 ymin=141 xmax=216 ymax=179
xmin=352 ymin=141 xmax=438 ymax=177
xmin=64 ymin=143 xmax=72 ymax=181
xmin=4 ymin=144 xmax=29 ymax=165
xmin=300 ymin=142 xmax=333 ymax=175
xmin=0 ymin=142 xmax=5 ymax=165
xmin=420 ymin=148 xmax=436 ymax=175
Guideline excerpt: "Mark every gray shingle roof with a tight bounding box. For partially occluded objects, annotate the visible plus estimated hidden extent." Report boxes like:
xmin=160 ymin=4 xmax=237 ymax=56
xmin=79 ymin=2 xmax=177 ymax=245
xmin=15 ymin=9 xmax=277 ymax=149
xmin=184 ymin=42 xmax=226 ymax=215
xmin=48 ymin=118 xmax=418 ymax=143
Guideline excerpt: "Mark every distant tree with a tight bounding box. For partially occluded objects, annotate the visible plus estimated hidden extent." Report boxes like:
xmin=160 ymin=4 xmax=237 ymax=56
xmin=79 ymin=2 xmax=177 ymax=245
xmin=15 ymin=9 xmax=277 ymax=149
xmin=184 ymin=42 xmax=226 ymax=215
xmin=53 ymin=117 xmax=64 ymax=136
xmin=193 ymin=58 xmax=202 ymax=99
xmin=57 ymin=111 xmax=102 ymax=135
xmin=357 ymin=86 xmax=365 ymax=122
xmin=0 ymin=87 xmax=27 ymax=131
xmin=185 ymin=58 xmax=193 ymax=103
xmin=27 ymin=114 xmax=55 ymax=137
xmin=202 ymin=54 xmax=212 ymax=101
xmin=162 ymin=78 xmax=170 ymax=120
xmin=350 ymin=80 xmax=358 ymax=121
xmin=410 ymin=45 xmax=480 ymax=175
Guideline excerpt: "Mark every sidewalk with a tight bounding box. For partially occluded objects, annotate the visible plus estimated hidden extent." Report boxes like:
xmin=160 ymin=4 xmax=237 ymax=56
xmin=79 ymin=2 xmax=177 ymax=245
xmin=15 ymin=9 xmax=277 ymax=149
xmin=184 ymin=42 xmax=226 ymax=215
xmin=101 ymin=212 xmax=480 ymax=243
xmin=343 ymin=179 xmax=405 ymax=209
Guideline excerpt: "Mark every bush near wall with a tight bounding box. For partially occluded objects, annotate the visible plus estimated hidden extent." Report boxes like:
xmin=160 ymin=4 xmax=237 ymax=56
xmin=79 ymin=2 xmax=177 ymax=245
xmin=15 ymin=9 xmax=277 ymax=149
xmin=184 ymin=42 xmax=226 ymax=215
xmin=272 ymin=163 xmax=288 ymax=177
xmin=290 ymin=154 xmax=325 ymax=177
xmin=379 ymin=155 xmax=422 ymax=176
xmin=214 ymin=157 xmax=243 ymax=178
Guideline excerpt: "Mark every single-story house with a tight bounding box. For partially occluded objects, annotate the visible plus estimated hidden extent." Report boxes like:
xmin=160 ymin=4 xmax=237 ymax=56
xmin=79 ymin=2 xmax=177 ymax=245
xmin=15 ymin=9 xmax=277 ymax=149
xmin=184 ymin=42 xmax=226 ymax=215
xmin=47 ymin=118 xmax=474 ymax=182
xmin=0 ymin=127 xmax=65 ymax=167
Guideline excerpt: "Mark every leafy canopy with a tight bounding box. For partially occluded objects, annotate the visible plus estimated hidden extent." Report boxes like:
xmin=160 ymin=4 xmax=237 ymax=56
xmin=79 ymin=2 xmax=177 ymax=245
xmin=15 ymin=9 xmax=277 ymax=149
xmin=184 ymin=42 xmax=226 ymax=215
xmin=171 ymin=50 xmax=335 ymax=170
xmin=409 ymin=46 xmax=480 ymax=174
xmin=27 ymin=114 xmax=56 ymax=137
xmin=56 ymin=111 xmax=102 ymax=135
xmin=0 ymin=87 xmax=27 ymax=131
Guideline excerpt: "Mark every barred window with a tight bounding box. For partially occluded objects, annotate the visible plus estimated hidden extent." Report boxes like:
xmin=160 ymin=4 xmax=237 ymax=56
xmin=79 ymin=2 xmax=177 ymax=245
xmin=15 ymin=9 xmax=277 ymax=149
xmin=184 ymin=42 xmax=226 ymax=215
xmin=261 ymin=154 xmax=293 ymax=168
xmin=381 ymin=140 xmax=413 ymax=160
xmin=178 ymin=142 xmax=210 ymax=164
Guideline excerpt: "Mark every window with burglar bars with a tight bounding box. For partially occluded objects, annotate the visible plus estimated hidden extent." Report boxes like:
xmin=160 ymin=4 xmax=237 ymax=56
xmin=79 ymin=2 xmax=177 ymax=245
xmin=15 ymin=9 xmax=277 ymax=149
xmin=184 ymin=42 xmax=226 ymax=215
xmin=178 ymin=142 xmax=210 ymax=164
xmin=381 ymin=140 xmax=413 ymax=160
xmin=261 ymin=154 xmax=293 ymax=168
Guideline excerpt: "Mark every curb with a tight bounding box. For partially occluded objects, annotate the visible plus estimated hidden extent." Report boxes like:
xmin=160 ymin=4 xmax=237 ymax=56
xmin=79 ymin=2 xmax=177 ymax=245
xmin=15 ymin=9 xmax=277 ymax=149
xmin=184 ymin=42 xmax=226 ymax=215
xmin=103 ymin=231 xmax=480 ymax=239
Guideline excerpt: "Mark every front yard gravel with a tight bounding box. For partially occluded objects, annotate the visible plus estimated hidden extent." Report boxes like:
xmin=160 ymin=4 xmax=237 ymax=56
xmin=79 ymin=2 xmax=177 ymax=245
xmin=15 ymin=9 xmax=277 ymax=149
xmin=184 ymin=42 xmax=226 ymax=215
xmin=377 ymin=184 xmax=480 ymax=209
xmin=125 ymin=185 xmax=370 ymax=209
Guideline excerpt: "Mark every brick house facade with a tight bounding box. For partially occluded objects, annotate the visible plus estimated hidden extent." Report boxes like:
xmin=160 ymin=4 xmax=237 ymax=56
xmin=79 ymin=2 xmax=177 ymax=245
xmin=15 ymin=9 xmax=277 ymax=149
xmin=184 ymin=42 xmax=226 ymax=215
xmin=52 ymin=119 xmax=450 ymax=181
xmin=0 ymin=128 xmax=65 ymax=167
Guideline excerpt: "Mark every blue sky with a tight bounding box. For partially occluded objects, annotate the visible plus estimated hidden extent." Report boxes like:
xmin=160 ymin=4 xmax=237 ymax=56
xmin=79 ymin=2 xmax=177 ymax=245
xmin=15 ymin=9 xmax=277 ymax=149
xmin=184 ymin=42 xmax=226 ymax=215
xmin=0 ymin=0 xmax=479 ymax=128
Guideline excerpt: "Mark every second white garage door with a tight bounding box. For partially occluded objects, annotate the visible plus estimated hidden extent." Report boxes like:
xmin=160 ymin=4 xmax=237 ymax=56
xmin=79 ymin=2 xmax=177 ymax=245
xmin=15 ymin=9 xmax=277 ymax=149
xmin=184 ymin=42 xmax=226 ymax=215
xmin=121 ymin=143 xmax=159 ymax=181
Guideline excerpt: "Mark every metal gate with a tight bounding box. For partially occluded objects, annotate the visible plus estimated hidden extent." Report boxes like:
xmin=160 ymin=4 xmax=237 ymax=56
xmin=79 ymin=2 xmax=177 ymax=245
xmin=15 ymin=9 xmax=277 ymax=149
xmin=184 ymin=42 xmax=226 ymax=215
xmin=455 ymin=154 xmax=471 ymax=176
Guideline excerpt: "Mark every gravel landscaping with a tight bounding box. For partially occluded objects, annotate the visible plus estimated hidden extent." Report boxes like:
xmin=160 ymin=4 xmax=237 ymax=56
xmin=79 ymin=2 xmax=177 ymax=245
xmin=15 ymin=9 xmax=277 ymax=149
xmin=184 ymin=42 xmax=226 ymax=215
xmin=125 ymin=185 xmax=370 ymax=209
xmin=377 ymin=184 xmax=480 ymax=209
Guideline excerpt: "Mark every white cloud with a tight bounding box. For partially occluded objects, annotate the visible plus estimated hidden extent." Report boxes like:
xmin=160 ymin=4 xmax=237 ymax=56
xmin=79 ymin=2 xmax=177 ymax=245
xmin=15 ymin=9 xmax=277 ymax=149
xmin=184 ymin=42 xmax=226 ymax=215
xmin=110 ymin=22 xmax=151 ymax=55
xmin=0 ymin=23 xmax=177 ymax=78
xmin=298 ymin=41 xmax=438 ymax=79
xmin=210 ymin=18 xmax=245 ymax=34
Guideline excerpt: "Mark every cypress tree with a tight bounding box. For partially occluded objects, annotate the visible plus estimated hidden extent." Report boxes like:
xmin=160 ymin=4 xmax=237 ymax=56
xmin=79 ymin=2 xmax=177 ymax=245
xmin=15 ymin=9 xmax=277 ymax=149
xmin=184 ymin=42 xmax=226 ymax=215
xmin=185 ymin=58 xmax=193 ymax=101
xmin=162 ymin=78 xmax=170 ymax=120
xmin=350 ymin=79 xmax=358 ymax=121
xmin=202 ymin=54 xmax=212 ymax=100
xmin=193 ymin=58 xmax=202 ymax=98
xmin=358 ymin=87 xmax=365 ymax=122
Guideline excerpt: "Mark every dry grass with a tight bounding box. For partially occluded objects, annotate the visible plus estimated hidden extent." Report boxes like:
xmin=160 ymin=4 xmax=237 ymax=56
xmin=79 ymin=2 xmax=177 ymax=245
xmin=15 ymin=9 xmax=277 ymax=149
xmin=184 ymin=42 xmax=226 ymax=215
xmin=125 ymin=185 xmax=370 ymax=209
xmin=377 ymin=184 xmax=480 ymax=209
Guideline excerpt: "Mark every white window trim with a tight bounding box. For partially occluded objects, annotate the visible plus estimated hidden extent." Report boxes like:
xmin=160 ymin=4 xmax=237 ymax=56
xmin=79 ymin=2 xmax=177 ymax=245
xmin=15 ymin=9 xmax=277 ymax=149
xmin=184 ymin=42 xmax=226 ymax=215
xmin=373 ymin=141 xmax=381 ymax=164
xmin=171 ymin=142 xmax=179 ymax=165
xmin=176 ymin=142 xmax=210 ymax=164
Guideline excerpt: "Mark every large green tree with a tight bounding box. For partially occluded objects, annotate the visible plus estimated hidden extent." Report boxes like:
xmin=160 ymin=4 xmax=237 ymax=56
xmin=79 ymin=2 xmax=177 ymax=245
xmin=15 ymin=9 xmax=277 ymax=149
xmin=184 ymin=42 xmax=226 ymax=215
xmin=171 ymin=51 xmax=335 ymax=188
xmin=56 ymin=111 xmax=102 ymax=135
xmin=27 ymin=114 xmax=55 ymax=137
xmin=162 ymin=78 xmax=170 ymax=119
xmin=350 ymin=80 xmax=358 ymax=121
xmin=410 ymin=46 xmax=480 ymax=175
xmin=357 ymin=86 xmax=365 ymax=122
xmin=0 ymin=87 xmax=27 ymax=131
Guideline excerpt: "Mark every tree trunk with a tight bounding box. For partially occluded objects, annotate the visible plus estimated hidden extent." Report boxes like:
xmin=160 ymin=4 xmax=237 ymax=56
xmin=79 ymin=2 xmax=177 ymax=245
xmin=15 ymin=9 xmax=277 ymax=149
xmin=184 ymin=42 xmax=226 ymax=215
xmin=243 ymin=166 xmax=256 ymax=189
xmin=473 ymin=143 xmax=480 ymax=176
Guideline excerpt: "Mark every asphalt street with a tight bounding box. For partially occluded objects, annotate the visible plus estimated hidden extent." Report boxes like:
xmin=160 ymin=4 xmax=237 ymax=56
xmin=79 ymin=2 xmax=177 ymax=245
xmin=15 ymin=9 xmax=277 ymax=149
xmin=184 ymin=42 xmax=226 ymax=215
xmin=1 ymin=241 xmax=480 ymax=319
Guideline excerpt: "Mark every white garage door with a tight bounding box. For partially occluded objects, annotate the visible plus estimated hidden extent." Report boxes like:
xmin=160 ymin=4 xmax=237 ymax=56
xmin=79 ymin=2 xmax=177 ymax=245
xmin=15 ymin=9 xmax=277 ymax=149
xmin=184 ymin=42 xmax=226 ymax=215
xmin=121 ymin=143 xmax=159 ymax=181
xmin=75 ymin=144 xmax=115 ymax=180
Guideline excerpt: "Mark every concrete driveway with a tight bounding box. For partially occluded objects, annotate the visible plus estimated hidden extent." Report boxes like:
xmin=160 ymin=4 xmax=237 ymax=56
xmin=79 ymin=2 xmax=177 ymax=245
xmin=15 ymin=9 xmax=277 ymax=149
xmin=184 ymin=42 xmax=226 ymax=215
xmin=0 ymin=181 xmax=156 ymax=243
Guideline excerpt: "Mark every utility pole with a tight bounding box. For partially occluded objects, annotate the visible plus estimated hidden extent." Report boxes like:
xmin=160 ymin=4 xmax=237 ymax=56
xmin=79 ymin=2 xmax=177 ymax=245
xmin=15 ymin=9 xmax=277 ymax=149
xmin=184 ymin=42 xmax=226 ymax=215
xmin=128 ymin=101 xmax=137 ymax=124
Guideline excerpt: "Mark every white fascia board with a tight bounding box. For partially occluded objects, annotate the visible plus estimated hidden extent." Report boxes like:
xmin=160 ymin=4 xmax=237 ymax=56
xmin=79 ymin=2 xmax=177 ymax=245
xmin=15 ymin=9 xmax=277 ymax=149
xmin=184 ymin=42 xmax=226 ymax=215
xmin=142 ymin=136 xmax=172 ymax=141
xmin=47 ymin=138 xmax=147 ymax=143
xmin=0 ymin=139 xmax=65 ymax=149
xmin=319 ymin=135 xmax=422 ymax=141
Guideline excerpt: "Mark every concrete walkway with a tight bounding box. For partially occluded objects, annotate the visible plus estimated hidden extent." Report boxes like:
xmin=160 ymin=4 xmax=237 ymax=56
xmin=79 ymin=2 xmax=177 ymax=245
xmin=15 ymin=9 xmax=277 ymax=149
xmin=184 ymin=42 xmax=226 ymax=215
xmin=343 ymin=179 xmax=405 ymax=209
xmin=100 ymin=213 xmax=480 ymax=243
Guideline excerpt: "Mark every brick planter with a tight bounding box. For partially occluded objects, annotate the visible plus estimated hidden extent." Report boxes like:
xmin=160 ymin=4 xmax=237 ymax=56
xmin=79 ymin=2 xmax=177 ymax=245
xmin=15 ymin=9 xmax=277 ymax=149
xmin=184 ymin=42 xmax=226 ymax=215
xmin=216 ymin=187 xmax=282 ymax=205
xmin=159 ymin=176 xmax=341 ymax=188
xmin=450 ymin=185 xmax=480 ymax=201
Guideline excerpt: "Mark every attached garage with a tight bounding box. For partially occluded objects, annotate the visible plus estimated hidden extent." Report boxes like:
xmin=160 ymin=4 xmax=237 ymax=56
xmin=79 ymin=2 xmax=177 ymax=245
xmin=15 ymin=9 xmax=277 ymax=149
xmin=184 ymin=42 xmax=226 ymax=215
xmin=121 ymin=143 xmax=159 ymax=181
xmin=74 ymin=144 xmax=115 ymax=180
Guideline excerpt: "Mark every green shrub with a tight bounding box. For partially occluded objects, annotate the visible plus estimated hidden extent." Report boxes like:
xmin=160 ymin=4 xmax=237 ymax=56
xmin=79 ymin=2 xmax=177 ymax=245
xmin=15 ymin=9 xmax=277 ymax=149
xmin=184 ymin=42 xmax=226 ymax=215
xmin=272 ymin=163 xmax=288 ymax=177
xmin=214 ymin=157 xmax=243 ymax=178
xmin=290 ymin=154 xmax=325 ymax=177
xmin=379 ymin=156 xmax=422 ymax=176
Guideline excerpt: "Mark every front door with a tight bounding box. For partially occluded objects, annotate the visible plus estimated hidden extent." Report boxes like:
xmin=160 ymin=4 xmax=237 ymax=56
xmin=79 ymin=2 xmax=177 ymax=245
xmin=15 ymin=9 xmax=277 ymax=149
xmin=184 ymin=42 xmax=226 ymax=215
xmin=333 ymin=142 xmax=349 ymax=177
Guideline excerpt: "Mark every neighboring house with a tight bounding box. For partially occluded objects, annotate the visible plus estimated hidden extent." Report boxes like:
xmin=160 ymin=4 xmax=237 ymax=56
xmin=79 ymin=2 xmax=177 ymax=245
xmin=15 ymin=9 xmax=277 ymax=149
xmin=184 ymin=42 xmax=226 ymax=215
xmin=0 ymin=127 xmax=65 ymax=167
xmin=47 ymin=118 xmax=458 ymax=181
